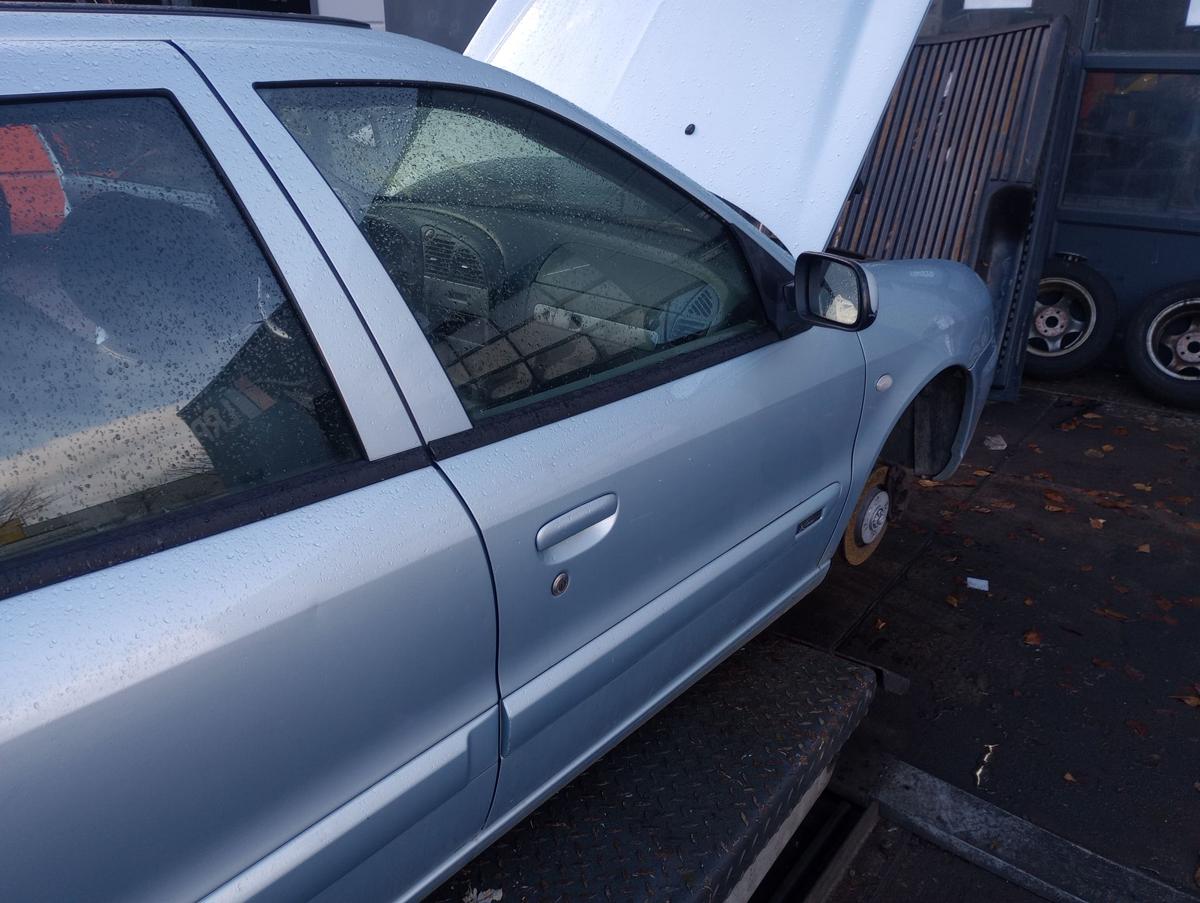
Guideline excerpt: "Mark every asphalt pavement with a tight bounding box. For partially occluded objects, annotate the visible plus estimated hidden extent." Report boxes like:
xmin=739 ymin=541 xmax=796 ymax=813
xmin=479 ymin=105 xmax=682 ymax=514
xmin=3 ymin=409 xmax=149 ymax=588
xmin=776 ymin=371 xmax=1200 ymax=897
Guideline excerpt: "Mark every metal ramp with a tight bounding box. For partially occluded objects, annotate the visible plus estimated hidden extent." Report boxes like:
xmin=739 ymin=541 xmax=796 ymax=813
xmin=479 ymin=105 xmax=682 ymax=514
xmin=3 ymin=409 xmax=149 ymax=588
xmin=429 ymin=633 xmax=875 ymax=903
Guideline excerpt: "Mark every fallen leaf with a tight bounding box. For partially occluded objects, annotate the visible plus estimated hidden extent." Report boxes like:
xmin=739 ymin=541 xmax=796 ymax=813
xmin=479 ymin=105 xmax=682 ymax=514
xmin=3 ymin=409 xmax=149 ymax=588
xmin=1187 ymin=522 xmax=1200 ymax=532
xmin=917 ymin=478 xmax=938 ymax=488
xmin=1166 ymin=442 xmax=1187 ymax=452
xmin=973 ymin=469 xmax=991 ymax=477
xmin=1092 ymin=657 xmax=1113 ymax=669
xmin=1024 ymin=597 xmax=1035 ymax=607
xmin=1033 ymin=470 xmax=1053 ymax=480
xmin=990 ymin=499 xmax=1017 ymax=510
xmin=1045 ymin=505 xmax=1066 ymax=513
xmin=1080 ymin=564 xmax=1094 ymax=572
xmin=1094 ymin=607 xmax=1130 ymax=621
xmin=1023 ymin=629 xmax=1042 ymax=646
xmin=970 ymin=505 xmax=992 ymax=514
xmin=1043 ymin=489 xmax=1067 ymax=504
xmin=1101 ymin=444 xmax=1115 ymax=453
xmin=1063 ymin=771 xmax=1078 ymax=783
xmin=1058 ymin=419 xmax=1079 ymax=432
xmin=1113 ymin=582 xmax=1131 ymax=594
xmin=1090 ymin=518 xmax=1106 ymax=529
xmin=1126 ymin=719 xmax=1150 ymax=738
xmin=946 ymin=594 xmax=960 ymax=608
xmin=1123 ymin=664 xmax=1145 ymax=681
xmin=1144 ymin=424 xmax=1160 ymax=432
xmin=1156 ymin=599 xmax=1174 ymax=613
xmin=1084 ymin=448 xmax=1105 ymax=459
xmin=1170 ymin=694 xmax=1200 ymax=707
xmin=983 ymin=435 xmax=1007 ymax=451
xmin=1133 ymin=482 xmax=1153 ymax=492
xmin=874 ymin=617 xmax=887 ymax=631
xmin=1169 ymin=495 xmax=1193 ymax=505
xmin=1082 ymin=412 xmax=1103 ymax=420
xmin=1137 ymin=543 xmax=1151 ymax=554
xmin=1112 ymin=426 xmax=1129 ymax=437
xmin=1028 ymin=443 xmax=1043 ymax=454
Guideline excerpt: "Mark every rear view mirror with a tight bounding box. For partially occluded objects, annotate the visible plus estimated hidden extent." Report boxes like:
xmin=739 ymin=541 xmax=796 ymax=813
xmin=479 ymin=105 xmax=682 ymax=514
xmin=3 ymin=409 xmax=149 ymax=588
xmin=795 ymin=252 xmax=875 ymax=330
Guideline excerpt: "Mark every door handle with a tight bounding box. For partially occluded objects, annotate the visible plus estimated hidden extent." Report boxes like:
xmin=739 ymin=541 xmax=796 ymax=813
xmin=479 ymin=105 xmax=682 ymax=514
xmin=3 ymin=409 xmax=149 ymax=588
xmin=535 ymin=493 xmax=619 ymax=564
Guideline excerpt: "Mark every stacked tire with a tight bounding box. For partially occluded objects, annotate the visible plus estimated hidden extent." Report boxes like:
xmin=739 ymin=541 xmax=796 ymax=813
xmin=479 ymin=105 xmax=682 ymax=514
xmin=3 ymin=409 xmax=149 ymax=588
xmin=1028 ymin=259 xmax=1200 ymax=410
xmin=1123 ymin=285 xmax=1200 ymax=409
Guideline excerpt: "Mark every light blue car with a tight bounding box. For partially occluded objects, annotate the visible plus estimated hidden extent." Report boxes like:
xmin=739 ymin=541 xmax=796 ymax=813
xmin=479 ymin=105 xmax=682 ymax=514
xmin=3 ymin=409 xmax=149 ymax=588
xmin=0 ymin=8 xmax=996 ymax=902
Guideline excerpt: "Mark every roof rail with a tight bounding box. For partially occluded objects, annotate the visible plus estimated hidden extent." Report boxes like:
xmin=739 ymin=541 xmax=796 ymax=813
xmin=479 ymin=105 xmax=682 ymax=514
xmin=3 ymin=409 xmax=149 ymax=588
xmin=0 ymin=2 xmax=371 ymax=29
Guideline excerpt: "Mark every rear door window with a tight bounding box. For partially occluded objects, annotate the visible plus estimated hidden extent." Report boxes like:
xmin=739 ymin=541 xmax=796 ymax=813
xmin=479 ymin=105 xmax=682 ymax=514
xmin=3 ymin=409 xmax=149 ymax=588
xmin=0 ymin=95 xmax=359 ymax=563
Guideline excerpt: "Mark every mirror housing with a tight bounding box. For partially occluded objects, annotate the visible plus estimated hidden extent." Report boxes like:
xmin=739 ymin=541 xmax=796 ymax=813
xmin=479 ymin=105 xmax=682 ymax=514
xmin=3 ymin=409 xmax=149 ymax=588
xmin=794 ymin=251 xmax=876 ymax=330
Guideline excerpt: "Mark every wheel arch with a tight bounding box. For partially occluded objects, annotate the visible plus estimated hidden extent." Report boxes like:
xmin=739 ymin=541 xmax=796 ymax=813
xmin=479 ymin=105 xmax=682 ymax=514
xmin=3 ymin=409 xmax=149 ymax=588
xmin=878 ymin=365 xmax=972 ymax=479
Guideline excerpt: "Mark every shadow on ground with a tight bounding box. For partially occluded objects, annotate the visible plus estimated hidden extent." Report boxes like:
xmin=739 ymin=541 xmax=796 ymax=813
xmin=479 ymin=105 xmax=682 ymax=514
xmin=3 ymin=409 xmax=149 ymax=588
xmin=775 ymin=374 xmax=1200 ymax=896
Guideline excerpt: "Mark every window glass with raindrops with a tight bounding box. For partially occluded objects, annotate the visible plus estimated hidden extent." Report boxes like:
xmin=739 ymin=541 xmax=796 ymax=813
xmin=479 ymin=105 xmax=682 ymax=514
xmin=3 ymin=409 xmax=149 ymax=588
xmin=260 ymin=85 xmax=768 ymax=421
xmin=0 ymin=96 xmax=359 ymax=563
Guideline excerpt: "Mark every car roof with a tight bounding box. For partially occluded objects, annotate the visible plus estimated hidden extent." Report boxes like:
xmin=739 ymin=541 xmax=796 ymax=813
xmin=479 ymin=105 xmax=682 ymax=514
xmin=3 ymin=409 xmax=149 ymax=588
xmin=0 ymin=4 xmax=412 ymax=47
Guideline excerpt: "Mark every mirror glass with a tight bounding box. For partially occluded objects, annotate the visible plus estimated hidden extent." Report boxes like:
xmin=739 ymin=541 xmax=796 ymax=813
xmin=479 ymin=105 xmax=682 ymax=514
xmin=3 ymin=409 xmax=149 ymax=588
xmin=811 ymin=259 xmax=862 ymax=325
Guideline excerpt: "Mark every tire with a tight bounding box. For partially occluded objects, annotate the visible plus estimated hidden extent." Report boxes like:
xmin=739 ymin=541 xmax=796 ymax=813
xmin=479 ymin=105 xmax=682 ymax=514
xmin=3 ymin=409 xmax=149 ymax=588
xmin=1124 ymin=284 xmax=1200 ymax=410
xmin=1024 ymin=259 xmax=1118 ymax=379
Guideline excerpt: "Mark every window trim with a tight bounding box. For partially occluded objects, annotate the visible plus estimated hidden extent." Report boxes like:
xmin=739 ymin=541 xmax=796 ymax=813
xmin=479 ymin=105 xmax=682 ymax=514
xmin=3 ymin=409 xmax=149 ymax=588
xmin=254 ymin=79 xmax=791 ymax=457
xmin=0 ymin=88 xmax=421 ymax=600
xmin=0 ymin=448 xmax=430 ymax=602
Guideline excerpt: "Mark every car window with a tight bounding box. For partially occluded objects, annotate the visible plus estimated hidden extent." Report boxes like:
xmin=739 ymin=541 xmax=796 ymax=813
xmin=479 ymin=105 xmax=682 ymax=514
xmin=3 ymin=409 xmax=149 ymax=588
xmin=259 ymin=85 xmax=768 ymax=421
xmin=0 ymin=95 xmax=359 ymax=564
xmin=1062 ymin=71 xmax=1200 ymax=217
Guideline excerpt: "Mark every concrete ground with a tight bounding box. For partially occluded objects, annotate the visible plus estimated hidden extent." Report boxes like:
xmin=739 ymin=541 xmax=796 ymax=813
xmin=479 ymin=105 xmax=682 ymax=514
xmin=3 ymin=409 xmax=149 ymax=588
xmin=776 ymin=372 xmax=1200 ymax=897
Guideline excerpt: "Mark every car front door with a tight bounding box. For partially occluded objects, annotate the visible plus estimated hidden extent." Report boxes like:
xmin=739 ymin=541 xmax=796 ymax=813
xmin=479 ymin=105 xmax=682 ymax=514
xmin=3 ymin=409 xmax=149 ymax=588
xmin=196 ymin=45 xmax=867 ymax=832
xmin=0 ymin=41 xmax=498 ymax=903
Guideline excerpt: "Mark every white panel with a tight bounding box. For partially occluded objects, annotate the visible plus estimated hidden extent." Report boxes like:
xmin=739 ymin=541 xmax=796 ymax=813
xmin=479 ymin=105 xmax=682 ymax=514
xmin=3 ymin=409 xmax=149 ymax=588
xmin=1189 ymin=0 xmax=1200 ymax=27
xmin=467 ymin=0 xmax=927 ymax=257
xmin=964 ymin=0 xmax=1033 ymax=9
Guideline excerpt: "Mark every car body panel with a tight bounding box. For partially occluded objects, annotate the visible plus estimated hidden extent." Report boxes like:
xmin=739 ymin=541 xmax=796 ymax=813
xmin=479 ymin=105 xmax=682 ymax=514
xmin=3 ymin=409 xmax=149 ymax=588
xmin=0 ymin=37 xmax=498 ymax=903
xmin=466 ymin=0 xmax=930 ymax=257
xmin=822 ymin=258 xmax=998 ymax=563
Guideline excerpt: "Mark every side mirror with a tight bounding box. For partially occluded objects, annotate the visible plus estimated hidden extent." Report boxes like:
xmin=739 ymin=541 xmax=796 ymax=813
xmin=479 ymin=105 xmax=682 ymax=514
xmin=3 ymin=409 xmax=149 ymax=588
xmin=794 ymin=252 xmax=875 ymax=330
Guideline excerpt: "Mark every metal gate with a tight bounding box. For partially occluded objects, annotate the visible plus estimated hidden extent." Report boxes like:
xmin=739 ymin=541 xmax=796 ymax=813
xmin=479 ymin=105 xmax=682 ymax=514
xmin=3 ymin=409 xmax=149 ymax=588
xmin=830 ymin=18 xmax=1076 ymax=397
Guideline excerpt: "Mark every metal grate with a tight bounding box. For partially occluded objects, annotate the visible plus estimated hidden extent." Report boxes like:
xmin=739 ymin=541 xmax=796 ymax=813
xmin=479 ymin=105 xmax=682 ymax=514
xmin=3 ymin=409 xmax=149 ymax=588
xmin=830 ymin=19 xmax=1072 ymax=396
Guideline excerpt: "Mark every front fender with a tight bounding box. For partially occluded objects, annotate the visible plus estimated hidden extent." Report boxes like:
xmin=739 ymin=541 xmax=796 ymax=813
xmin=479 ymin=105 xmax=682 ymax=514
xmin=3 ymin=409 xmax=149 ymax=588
xmin=820 ymin=259 xmax=997 ymax=563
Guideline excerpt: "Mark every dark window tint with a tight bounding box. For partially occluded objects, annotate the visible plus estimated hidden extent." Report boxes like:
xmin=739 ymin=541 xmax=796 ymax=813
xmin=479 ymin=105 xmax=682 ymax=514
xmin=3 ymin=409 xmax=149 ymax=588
xmin=1094 ymin=0 xmax=1200 ymax=52
xmin=0 ymin=96 xmax=358 ymax=563
xmin=259 ymin=85 xmax=767 ymax=421
xmin=1062 ymin=72 xmax=1200 ymax=216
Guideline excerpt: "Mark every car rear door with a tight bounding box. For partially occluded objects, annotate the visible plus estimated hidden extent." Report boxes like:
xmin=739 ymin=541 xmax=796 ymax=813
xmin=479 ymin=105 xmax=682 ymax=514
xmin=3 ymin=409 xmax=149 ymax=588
xmin=182 ymin=37 xmax=866 ymax=836
xmin=0 ymin=39 xmax=497 ymax=903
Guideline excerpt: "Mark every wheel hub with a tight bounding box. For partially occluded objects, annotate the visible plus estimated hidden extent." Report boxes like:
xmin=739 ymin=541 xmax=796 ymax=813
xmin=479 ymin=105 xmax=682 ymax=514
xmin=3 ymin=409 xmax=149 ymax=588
xmin=1035 ymin=306 xmax=1069 ymax=338
xmin=856 ymin=488 xmax=890 ymax=546
xmin=1175 ymin=331 xmax=1200 ymax=365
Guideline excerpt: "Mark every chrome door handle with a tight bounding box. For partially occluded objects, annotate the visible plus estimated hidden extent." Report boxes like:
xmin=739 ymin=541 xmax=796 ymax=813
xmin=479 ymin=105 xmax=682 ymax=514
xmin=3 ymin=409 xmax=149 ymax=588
xmin=535 ymin=493 xmax=619 ymax=563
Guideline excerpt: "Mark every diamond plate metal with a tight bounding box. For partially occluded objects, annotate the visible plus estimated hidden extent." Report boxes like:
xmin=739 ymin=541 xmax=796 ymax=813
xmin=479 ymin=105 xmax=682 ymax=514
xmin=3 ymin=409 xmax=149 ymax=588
xmin=430 ymin=632 xmax=875 ymax=902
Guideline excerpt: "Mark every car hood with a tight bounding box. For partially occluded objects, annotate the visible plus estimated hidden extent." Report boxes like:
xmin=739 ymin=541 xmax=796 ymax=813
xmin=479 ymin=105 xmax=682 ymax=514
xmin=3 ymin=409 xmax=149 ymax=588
xmin=466 ymin=0 xmax=928 ymax=257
